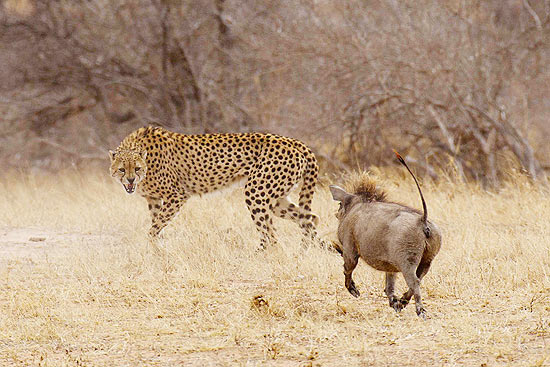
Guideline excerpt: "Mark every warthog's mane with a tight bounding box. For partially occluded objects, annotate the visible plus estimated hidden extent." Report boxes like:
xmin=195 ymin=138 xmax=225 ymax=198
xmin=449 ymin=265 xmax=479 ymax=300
xmin=345 ymin=173 xmax=387 ymax=202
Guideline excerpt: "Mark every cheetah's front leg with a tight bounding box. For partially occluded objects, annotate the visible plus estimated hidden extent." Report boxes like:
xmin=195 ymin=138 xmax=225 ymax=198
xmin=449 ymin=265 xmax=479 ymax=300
xmin=145 ymin=196 xmax=163 ymax=225
xmin=149 ymin=193 xmax=188 ymax=238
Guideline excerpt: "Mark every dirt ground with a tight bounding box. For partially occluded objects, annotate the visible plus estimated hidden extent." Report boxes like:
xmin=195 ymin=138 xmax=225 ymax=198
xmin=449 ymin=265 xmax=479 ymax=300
xmin=0 ymin=227 xmax=113 ymax=263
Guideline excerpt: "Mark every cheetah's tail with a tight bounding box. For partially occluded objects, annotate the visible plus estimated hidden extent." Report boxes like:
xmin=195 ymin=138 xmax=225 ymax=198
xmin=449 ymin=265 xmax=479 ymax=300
xmin=298 ymin=148 xmax=319 ymax=214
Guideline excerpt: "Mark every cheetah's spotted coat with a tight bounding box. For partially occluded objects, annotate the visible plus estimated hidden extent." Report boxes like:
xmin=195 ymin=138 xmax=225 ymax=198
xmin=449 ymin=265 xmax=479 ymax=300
xmin=109 ymin=126 xmax=322 ymax=248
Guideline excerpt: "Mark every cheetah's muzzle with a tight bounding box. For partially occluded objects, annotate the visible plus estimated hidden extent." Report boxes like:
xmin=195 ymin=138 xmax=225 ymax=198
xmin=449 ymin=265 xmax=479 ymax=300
xmin=124 ymin=183 xmax=135 ymax=194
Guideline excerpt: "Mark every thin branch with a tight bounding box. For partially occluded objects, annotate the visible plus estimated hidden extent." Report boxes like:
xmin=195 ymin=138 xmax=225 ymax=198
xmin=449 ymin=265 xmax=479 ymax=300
xmin=34 ymin=138 xmax=105 ymax=160
xmin=523 ymin=0 xmax=543 ymax=31
xmin=428 ymin=105 xmax=457 ymax=154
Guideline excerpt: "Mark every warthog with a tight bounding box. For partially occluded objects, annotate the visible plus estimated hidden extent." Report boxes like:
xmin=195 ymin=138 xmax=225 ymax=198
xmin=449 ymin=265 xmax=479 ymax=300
xmin=330 ymin=152 xmax=442 ymax=318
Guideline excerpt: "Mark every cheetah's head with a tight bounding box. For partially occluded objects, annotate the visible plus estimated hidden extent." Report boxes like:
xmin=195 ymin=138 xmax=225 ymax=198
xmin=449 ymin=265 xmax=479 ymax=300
xmin=109 ymin=149 xmax=147 ymax=194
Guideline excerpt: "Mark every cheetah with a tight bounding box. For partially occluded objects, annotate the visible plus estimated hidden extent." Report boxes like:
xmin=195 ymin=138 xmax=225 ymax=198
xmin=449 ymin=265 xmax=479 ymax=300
xmin=109 ymin=126 xmax=324 ymax=249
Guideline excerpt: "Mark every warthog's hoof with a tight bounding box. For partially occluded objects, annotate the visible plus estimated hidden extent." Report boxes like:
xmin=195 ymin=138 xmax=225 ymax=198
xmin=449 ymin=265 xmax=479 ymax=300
xmin=389 ymin=297 xmax=405 ymax=312
xmin=397 ymin=298 xmax=409 ymax=310
xmin=347 ymin=282 xmax=360 ymax=298
xmin=416 ymin=307 xmax=427 ymax=320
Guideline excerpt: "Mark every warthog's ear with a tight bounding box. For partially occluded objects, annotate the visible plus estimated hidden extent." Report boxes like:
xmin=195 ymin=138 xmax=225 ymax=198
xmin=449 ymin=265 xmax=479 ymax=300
xmin=329 ymin=185 xmax=349 ymax=202
xmin=109 ymin=150 xmax=116 ymax=162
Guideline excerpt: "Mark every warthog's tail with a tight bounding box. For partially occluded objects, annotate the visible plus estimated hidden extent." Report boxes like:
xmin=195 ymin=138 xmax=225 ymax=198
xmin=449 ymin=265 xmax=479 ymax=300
xmin=393 ymin=150 xmax=431 ymax=238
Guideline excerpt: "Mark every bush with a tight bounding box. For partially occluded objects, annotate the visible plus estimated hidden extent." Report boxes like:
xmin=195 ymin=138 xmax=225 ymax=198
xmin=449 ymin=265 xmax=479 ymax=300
xmin=1 ymin=0 xmax=549 ymax=184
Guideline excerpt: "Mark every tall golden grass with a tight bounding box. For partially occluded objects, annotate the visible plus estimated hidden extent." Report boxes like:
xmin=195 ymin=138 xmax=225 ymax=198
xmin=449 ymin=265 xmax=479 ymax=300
xmin=0 ymin=169 xmax=548 ymax=366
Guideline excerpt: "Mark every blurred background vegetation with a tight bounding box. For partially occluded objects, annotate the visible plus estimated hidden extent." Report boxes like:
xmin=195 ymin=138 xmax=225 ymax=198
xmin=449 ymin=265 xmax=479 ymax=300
xmin=1 ymin=0 xmax=549 ymax=185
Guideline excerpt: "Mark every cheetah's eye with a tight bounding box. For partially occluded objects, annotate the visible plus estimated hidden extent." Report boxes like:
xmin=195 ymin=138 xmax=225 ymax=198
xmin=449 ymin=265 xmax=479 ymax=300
xmin=135 ymin=167 xmax=141 ymax=172
xmin=119 ymin=168 xmax=125 ymax=173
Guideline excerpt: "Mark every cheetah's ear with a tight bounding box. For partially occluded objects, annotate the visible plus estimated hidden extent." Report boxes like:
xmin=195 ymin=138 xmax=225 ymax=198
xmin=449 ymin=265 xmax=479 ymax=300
xmin=109 ymin=150 xmax=116 ymax=162
xmin=140 ymin=150 xmax=147 ymax=160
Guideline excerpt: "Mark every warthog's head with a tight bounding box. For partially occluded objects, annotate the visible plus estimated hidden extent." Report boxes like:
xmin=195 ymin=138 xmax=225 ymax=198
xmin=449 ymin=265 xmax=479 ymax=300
xmin=109 ymin=149 xmax=147 ymax=194
xmin=329 ymin=174 xmax=387 ymax=220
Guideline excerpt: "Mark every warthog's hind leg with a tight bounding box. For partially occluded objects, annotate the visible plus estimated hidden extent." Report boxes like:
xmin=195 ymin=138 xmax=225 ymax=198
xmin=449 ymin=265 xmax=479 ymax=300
xmin=399 ymin=261 xmax=432 ymax=314
xmin=401 ymin=260 xmax=433 ymax=319
xmin=385 ymin=272 xmax=404 ymax=312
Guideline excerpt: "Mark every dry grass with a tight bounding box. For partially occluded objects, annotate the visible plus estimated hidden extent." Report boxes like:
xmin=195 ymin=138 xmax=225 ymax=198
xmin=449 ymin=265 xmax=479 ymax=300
xmin=0 ymin=169 xmax=549 ymax=366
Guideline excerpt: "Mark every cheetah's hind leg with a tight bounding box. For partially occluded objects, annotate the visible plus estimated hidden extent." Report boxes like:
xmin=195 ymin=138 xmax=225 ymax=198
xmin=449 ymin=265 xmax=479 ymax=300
xmin=244 ymin=184 xmax=277 ymax=250
xmin=271 ymin=196 xmax=322 ymax=248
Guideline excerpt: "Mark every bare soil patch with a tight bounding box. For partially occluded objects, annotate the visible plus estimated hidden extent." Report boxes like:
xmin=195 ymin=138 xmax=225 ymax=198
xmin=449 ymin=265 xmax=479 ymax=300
xmin=0 ymin=227 xmax=115 ymax=265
